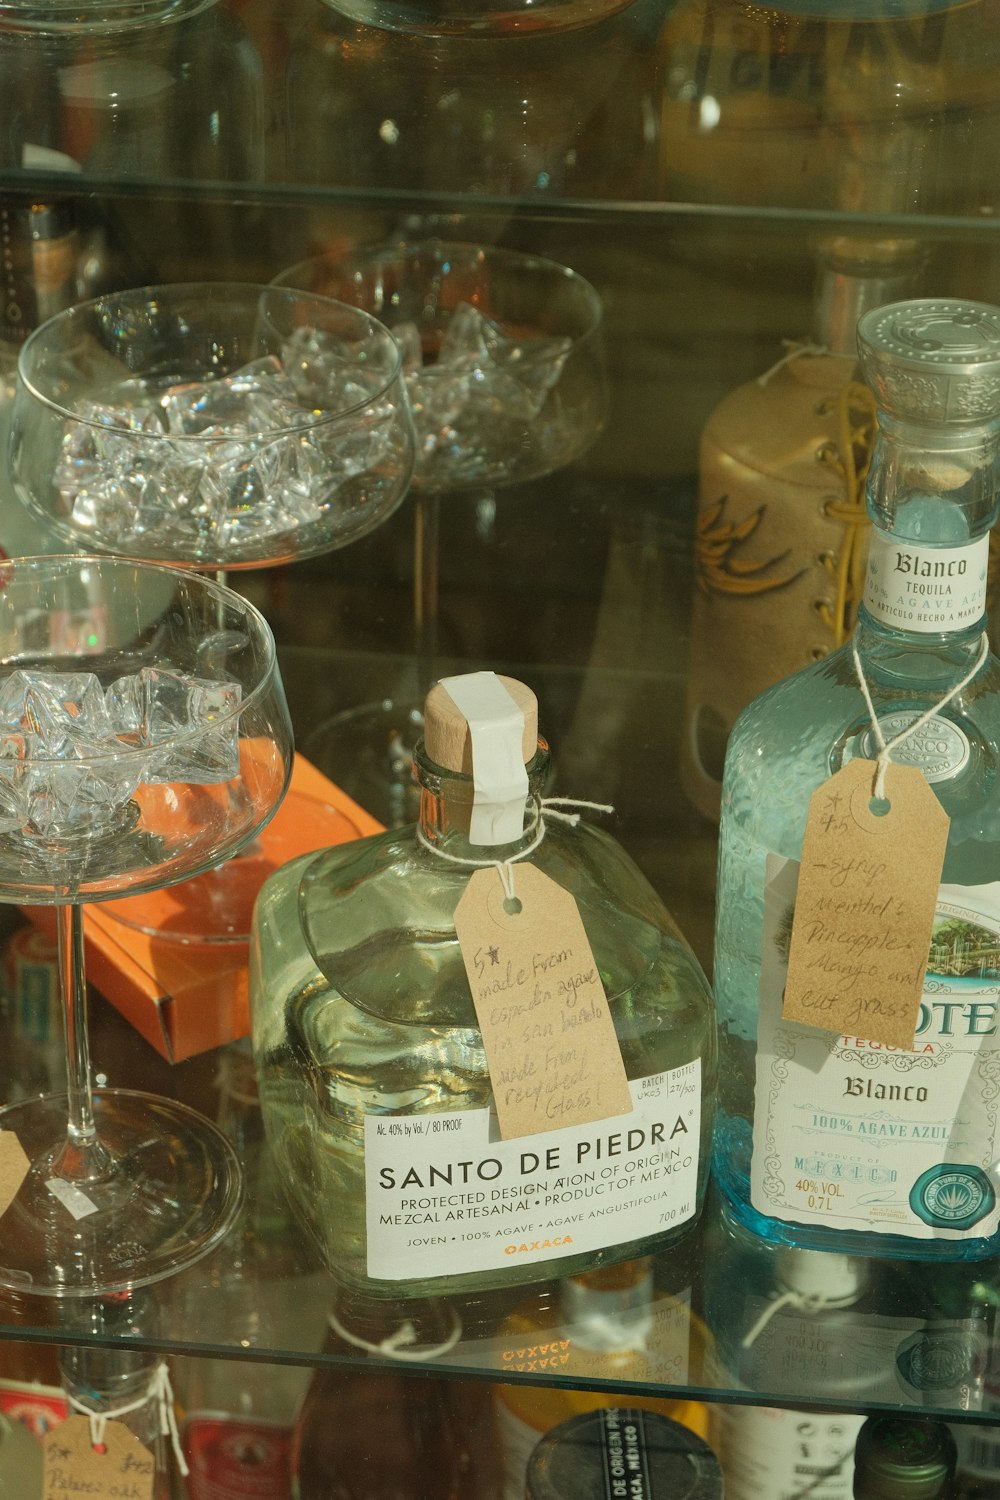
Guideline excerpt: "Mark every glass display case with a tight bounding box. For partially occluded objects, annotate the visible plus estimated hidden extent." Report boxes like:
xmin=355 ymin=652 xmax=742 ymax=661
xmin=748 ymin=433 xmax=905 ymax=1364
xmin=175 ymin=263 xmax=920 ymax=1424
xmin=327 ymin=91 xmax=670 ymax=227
xmin=2 ymin=0 xmax=1000 ymax=1491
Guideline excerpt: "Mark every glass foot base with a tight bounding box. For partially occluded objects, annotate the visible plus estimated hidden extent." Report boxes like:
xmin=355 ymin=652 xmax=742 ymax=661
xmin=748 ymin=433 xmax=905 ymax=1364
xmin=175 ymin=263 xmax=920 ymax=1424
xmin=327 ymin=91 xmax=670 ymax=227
xmin=303 ymin=698 xmax=424 ymax=830
xmin=0 ymin=1089 xmax=242 ymax=1297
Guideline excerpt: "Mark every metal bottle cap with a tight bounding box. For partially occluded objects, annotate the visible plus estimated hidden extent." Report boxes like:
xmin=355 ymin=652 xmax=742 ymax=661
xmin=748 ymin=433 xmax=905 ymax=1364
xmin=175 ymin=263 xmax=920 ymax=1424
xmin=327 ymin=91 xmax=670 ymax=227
xmin=853 ymin=1416 xmax=956 ymax=1498
xmin=856 ymin=298 xmax=1000 ymax=423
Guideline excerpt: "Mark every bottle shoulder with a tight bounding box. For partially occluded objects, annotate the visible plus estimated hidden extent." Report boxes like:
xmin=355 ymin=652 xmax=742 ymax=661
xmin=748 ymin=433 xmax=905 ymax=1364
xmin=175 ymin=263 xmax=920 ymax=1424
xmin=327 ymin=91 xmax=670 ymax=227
xmin=264 ymin=818 xmax=713 ymax=1028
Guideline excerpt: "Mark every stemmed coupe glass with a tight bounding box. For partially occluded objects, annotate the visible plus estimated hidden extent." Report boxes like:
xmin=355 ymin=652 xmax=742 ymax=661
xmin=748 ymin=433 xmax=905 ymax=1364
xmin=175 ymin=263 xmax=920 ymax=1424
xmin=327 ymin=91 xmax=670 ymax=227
xmin=0 ymin=555 xmax=292 ymax=1296
xmin=8 ymin=281 xmax=415 ymax=937
xmin=274 ymin=239 xmax=607 ymax=823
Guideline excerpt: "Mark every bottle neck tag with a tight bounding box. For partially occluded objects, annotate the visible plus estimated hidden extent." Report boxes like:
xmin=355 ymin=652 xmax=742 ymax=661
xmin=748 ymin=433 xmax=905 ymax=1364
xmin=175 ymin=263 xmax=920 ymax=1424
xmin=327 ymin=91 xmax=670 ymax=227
xmin=43 ymin=1415 xmax=154 ymax=1500
xmin=863 ymin=531 xmax=989 ymax=635
xmin=0 ymin=1133 xmax=29 ymax=1220
xmin=438 ymin=673 xmax=528 ymax=847
xmin=781 ymin=758 xmax=949 ymax=1049
xmin=454 ymin=862 xmax=632 ymax=1139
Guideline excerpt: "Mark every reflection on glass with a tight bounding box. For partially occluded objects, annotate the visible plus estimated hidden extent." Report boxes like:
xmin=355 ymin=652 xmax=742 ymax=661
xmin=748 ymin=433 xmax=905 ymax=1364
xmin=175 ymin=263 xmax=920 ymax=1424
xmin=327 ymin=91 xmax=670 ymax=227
xmin=0 ymin=2 xmax=262 ymax=182
xmin=285 ymin=6 xmax=660 ymax=203
xmin=657 ymin=0 xmax=1000 ymax=217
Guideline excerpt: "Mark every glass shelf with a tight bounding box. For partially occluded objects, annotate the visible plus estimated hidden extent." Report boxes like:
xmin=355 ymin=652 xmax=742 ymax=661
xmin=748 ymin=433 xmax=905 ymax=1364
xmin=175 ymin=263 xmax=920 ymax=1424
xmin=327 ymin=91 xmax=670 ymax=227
xmin=0 ymin=0 xmax=999 ymax=229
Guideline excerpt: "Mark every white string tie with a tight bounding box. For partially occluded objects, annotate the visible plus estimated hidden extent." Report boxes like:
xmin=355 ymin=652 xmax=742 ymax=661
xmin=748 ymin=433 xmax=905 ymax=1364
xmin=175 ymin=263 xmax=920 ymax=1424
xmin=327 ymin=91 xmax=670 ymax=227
xmin=741 ymin=1287 xmax=855 ymax=1349
xmin=327 ymin=1303 xmax=463 ymax=1361
xmin=756 ymin=339 xmax=831 ymax=387
xmin=851 ymin=632 xmax=989 ymax=800
xmin=415 ymin=796 xmax=615 ymax=897
xmin=67 ymin=1360 xmax=188 ymax=1478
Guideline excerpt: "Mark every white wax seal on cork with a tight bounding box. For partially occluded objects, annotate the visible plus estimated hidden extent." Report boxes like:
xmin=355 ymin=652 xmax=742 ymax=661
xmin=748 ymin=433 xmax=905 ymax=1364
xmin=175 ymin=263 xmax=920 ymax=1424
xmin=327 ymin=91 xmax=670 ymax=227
xmin=428 ymin=672 xmax=536 ymax=846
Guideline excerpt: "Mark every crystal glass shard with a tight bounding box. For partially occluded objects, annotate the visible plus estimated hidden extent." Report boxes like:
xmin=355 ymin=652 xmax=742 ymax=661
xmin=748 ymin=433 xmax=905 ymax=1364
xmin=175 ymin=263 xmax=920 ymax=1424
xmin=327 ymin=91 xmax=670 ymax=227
xmin=49 ymin=325 xmax=406 ymax=559
xmin=106 ymin=667 xmax=241 ymax=783
xmin=438 ymin=301 xmax=572 ymax=416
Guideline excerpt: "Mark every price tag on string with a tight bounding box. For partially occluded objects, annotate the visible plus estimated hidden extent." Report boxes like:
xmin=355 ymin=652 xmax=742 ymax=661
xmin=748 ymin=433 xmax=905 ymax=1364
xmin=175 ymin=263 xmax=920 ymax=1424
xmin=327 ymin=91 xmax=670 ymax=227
xmin=43 ymin=1415 xmax=154 ymax=1500
xmin=782 ymin=758 xmax=949 ymax=1050
xmin=0 ymin=1131 xmax=30 ymax=1219
xmin=454 ymin=862 xmax=632 ymax=1139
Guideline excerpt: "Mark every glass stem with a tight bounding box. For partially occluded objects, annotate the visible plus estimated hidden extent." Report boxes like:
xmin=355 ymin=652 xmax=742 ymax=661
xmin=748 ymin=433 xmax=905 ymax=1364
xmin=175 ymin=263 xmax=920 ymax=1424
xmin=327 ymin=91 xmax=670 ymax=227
xmin=54 ymin=903 xmax=111 ymax=1185
xmin=413 ymin=488 xmax=441 ymax=695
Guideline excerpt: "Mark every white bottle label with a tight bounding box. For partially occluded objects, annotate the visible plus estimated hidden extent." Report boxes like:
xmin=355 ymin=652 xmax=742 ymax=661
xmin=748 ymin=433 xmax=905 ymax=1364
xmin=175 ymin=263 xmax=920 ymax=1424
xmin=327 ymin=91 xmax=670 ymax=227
xmin=494 ymin=1399 xmax=547 ymax=1500
xmin=863 ymin=531 xmax=989 ymax=634
xmin=710 ymin=1405 xmax=864 ymax=1500
xmin=752 ymin=856 xmax=1000 ymax=1239
xmin=363 ymin=1065 xmax=700 ymax=1280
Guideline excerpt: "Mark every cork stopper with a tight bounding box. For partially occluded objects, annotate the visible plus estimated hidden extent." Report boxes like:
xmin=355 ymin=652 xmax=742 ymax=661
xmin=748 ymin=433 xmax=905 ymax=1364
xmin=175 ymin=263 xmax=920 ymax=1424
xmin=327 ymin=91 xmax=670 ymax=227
xmin=423 ymin=673 xmax=538 ymax=773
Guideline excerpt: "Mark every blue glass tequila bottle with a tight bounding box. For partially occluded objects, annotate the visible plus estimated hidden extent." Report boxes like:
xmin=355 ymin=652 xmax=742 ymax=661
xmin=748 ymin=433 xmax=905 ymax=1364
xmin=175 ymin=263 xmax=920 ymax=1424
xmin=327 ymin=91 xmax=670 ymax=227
xmin=713 ymin=298 xmax=1000 ymax=1261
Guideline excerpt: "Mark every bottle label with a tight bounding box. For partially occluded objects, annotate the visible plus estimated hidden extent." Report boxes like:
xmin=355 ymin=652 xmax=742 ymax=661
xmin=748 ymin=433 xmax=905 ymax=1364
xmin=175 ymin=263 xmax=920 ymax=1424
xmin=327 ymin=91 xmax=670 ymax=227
xmin=863 ymin=531 xmax=989 ymax=634
xmin=494 ymin=1398 xmax=546 ymax=1500
xmin=710 ymin=1405 xmax=864 ymax=1500
xmin=363 ymin=1064 xmax=701 ymax=1280
xmin=181 ymin=1413 xmax=292 ymax=1500
xmin=752 ymin=855 xmax=1000 ymax=1239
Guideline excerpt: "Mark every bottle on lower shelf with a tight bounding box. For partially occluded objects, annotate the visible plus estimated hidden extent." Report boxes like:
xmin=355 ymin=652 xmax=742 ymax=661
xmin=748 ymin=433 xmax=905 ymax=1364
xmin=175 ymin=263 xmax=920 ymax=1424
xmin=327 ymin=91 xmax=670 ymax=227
xmin=853 ymin=1416 xmax=957 ymax=1498
xmin=58 ymin=1291 xmax=179 ymax=1500
xmin=493 ymin=1253 xmax=711 ymax=1500
xmin=171 ymin=1042 xmax=320 ymax=1500
xmin=524 ymin=1408 xmax=722 ymax=1499
xmin=704 ymin=1217 xmax=870 ymax=1500
xmin=291 ymin=1283 xmax=499 ymax=1500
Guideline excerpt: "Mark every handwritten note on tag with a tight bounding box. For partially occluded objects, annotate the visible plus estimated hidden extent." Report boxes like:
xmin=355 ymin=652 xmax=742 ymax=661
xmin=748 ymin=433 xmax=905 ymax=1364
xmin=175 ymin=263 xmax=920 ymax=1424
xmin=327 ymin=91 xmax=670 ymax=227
xmin=0 ymin=1132 xmax=30 ymax=1220
xmin=44 ymin=1415 xmax=154 ymax=1500
xmin=783 ymin=758 xmax=949 ymax=1049
xmin=454 ymin=863 xmax=633 ymax=1139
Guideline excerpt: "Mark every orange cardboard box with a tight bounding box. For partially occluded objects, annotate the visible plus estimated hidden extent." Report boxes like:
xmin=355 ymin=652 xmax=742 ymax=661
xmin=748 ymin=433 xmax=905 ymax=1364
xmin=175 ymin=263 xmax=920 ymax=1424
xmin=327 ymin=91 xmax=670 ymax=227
xmin=25 ymin=755 xmax=383 ymax=1063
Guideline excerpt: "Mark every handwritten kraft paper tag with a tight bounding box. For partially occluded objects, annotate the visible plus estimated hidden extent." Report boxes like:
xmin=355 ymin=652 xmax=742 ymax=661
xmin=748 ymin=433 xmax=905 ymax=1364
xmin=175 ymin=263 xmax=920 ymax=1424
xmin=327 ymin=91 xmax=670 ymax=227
xmin=0 ymin=1131 xmax=30 ymax=1219
xmin=782 ymin=758 xmax=949 ymax=1050
xmin=454 ymin=863 xmax=633 ymax=1139
xmin=44 ymin=1415 xmax=155 ymax=1500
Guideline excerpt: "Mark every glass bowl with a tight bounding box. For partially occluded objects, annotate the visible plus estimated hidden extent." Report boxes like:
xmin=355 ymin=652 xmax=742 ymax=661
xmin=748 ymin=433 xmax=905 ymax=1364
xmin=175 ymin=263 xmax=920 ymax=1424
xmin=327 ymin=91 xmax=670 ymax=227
xmin=11 ymin=281 xmax=415 ymax=569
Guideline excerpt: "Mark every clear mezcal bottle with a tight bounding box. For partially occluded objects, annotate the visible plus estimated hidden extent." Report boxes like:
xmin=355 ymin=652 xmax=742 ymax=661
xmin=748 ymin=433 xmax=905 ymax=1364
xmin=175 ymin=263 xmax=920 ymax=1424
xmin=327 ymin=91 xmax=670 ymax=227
xmin=714 ymin=297 xmax=1000 ymax=1261
xmin=250 ymin=670 xmax=716 ymax=1297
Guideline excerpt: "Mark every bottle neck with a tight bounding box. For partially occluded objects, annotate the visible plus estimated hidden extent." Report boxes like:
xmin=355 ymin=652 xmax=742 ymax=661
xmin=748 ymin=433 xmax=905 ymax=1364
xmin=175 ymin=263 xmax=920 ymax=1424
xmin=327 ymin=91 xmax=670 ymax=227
xmin=814 ymin=246 xmax=920 ymax=357
xmin=859 ymin=412 xmax=997 ymax=645
xmin=415 ymin=741 xmax=550 ymax=862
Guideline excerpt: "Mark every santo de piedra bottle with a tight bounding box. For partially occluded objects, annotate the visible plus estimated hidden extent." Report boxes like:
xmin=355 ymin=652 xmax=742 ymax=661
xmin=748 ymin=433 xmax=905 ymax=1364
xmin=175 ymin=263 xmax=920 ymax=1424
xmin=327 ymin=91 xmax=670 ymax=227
xmin=714 ymin=297 xmax=1000 ymax=1261
xmin=250 ymin=670 xmax=717 ymax=1297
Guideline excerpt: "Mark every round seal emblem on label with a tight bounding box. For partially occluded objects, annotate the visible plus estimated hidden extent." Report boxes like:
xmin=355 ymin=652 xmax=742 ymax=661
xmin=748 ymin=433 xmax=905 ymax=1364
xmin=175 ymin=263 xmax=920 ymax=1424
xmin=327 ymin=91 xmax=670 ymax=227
xmin=858 ymin=712 xmax=970 ymax=784
xmin=894 ymin=1328 xmax=981 ymax=1394
xmin=909 ymin=1164 xmax=996 ymax=1230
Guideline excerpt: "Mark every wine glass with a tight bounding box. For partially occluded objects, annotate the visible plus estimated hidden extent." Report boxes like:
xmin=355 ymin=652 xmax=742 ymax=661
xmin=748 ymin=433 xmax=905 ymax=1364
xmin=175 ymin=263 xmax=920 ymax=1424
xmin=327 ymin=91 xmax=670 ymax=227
xmin=8 ymin=281 xmax=415 ymax=936
xmin=10 ymin=281 xmax=414 ymax=571
xmin=274 ymin=239 xmax=607 ymax=822
xmin=0 ymin=554 xmax=293 ymax=1297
